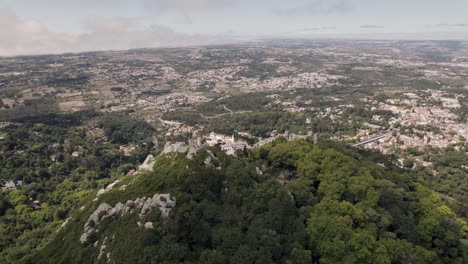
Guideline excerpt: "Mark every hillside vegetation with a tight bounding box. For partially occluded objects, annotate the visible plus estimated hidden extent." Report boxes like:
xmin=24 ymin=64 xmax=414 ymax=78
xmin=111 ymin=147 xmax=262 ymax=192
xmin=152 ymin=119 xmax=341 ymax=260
xmin=23 ymin=139 xmax=468 ymax=264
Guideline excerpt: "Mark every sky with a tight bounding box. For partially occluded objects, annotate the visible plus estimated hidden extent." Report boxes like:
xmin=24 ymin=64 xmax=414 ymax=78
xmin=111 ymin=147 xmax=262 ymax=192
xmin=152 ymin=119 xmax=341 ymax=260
xmin=0 ymin=0 xmax=468 ymax=56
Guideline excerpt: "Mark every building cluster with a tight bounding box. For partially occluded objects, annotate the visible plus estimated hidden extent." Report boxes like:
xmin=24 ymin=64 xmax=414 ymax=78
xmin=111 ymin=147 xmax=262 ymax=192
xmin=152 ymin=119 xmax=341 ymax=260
xmin=359 ymin=90 xmax=466 ymax=153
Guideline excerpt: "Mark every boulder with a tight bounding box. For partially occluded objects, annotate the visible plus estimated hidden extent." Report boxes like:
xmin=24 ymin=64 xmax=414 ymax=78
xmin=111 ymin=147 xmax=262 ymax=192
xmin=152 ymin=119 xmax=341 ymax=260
xmin=80 ymin=194 xmax=176 ymax=243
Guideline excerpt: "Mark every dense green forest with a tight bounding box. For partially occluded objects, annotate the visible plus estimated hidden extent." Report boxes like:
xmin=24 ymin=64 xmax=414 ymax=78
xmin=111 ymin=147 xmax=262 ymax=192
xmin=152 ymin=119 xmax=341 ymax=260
xmin=0 ymin=111 xmax=159 ymax=262
xmin=2 ymin=138 xmax=462 ymax=264
xmin=0 ymin=101 xmax=467 ymax=263
xmin=415 ymin=146 xmax=468 ymax=219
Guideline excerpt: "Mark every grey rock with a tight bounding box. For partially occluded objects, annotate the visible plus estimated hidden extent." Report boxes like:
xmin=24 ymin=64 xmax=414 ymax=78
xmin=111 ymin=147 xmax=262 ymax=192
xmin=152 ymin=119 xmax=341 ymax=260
xmin=80 ymin=193 xmax=176 ymax=244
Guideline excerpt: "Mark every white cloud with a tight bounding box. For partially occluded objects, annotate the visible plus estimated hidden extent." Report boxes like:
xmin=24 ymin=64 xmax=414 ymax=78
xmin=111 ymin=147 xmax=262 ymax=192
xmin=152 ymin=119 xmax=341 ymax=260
xmin=83 ymin=16 xmax=143 ymax=33
xmin=143 ymin=0 xmax=243 ymax=12
xmin=0 ymin=9 xmax=238 ymax=56
xmin=435 ymin=23 xmax=468 ymax=28
xmin=275 ymin=0 xmax=355 ymax=16
xmin=0 ymin=9 xmax=74 ymax=56
xmin=0 ymin=0 xmax=247 ymax=13
xmin=360 ymin=25 xmax=384 ymax=29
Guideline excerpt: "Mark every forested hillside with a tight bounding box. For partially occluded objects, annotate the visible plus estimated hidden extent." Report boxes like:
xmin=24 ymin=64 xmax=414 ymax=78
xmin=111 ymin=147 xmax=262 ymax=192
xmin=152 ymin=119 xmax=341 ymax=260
xmin=23 ymin=138 xmax=468 ymax=264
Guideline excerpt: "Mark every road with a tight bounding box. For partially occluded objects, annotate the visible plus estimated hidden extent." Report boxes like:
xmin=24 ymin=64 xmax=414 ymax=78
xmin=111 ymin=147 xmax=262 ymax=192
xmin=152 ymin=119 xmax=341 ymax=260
xmin=352 ymin=130 xmax=393 ymax=147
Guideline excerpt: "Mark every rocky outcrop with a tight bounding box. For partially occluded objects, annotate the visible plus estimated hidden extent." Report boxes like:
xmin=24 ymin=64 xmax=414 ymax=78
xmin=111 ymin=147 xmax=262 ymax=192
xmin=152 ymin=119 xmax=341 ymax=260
xmin=80 ymin=203 xmax=113 ymax=243
xmin=96 ymin=180 xmax=120 ymax=197
xmin=138 ymin=155 xmax=156 ymax=172
xmin=57 ymin=217 xmax=72 ymax=233
xmin=98 ymin=236 xmax=108 ymax=261
xmin=80 ymin=193 xmax=176 ymax=244
xmin=256 ymin=167 xmax=263 ymax=175
xmin=139 ymin=193 xmax=176 ymax=218
xmin=203 ymin=150 xmax=221 ymax=170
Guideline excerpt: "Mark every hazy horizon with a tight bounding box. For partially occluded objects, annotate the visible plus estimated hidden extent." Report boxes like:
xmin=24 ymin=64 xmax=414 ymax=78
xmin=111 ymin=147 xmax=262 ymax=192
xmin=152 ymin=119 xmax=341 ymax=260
xmin=1 ymin=0 xmax=468 ymax=56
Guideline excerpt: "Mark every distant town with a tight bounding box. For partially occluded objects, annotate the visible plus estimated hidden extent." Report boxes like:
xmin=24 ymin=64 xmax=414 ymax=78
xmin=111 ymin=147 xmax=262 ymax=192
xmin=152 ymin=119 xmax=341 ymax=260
xmin=1 ymin=39 xmax=467 ymax=183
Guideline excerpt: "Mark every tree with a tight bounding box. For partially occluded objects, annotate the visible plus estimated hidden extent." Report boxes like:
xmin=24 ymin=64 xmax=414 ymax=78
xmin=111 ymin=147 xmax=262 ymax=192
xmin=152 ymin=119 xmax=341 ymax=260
xmin=403 ymin=158 xmax=414 ymax=169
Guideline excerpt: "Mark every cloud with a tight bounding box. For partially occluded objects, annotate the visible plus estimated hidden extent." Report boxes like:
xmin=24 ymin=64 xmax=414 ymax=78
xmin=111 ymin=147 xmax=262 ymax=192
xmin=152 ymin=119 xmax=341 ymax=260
xmin=302 ymin=26 xmax=337 ymax=31
xmin=0 ymin=9 xmax=238 ymax=56
xmin=0 ymin=9 xmax=74 ymax=56
xmin=182 ymin=13 xmax=193 ymax=24
xmin=5 ymin=0 xmax=247 ymax=13
xmin=276 ymin=0 xmax=354 ymax=16
xmin=282 ymin=26 xmax=338 ymax=36
xmin=83 ymin=17 xmax=143 ymax=33
xmin=75 ymin=24 xmax=190 ymax=51
xmin=76 ymin=16 xmax=239 ymax=51
xmin=435 ymin=23 xmax=468 ymax=28
xmin=303 ymin=27 xmax=321 ymax=31
xmin=142 ymin=0 xmax=244 ymax=13
xmin=360 ymin=25 xmax=384 ymax=29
